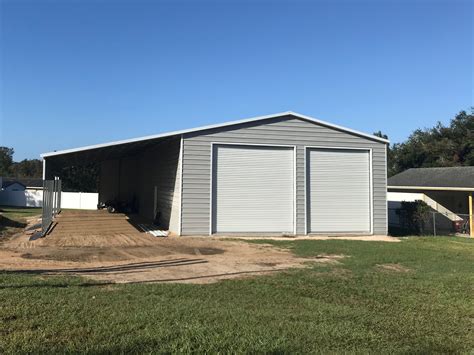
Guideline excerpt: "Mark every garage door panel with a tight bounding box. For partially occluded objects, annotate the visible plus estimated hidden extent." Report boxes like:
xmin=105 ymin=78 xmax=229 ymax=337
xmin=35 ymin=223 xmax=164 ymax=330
xmin=213 ymin=145 xmax=294 ymax=233
xmin=308 ymin=149 xmax=370 ymax=233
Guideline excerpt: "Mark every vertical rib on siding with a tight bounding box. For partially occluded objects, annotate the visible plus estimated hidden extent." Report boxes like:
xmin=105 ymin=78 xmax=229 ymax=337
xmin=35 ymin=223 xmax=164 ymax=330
xmin=168 ymin=137 xmax=182 ymax=234
xmin=137 ymin=137 xmax=181 ymax=229
xmin=181 ymin=115 xmax=387 ymax=236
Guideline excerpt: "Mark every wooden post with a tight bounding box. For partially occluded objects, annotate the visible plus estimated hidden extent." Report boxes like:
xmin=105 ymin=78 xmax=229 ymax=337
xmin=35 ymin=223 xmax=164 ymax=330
xmin=469 ymin=192 xmax=473 ymax=237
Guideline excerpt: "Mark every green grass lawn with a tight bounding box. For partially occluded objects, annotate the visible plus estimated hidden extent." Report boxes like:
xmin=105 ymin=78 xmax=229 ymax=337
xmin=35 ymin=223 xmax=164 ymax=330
xmin=0 ymin=206 xmax=42 ymax=238
xmin=1 ymin=237 xmax=473 ymax=353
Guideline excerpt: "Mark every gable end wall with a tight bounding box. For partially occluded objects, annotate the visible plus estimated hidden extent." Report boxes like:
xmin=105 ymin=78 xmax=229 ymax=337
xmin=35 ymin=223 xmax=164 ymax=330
xmin=181 ymin=115 xmax=387 ymax=235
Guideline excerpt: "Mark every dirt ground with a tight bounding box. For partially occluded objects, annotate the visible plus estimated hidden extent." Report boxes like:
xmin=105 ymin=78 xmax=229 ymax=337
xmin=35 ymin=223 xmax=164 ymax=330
xmin=0 ymin=210 xmax=397 ymax=284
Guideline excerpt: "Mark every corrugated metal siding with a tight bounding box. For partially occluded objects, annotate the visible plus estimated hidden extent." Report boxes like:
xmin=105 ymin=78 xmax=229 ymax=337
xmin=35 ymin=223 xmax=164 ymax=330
xmin=212 ymin=145 xmax=294 ymax=233
xmin=99 ymin=157 xmax=139 ymax=203
xmin=181 ymin=115 xmax=387 ymax=235
xmin=137 ymin=137 xmax=181 ymax=229
xmin=119 ymin=157 xmax=139 ymax=202
xmin=168 ymin=138 xmax=182 ymax=234
xmin=307 ymin=149 xmax=370 ymax=233
xmin=99 ymin=159 xmax=119 ymax=203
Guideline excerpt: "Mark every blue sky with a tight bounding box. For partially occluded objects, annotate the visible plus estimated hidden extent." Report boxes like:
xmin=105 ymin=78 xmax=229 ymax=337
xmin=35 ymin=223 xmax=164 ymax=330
xmin=1 ymin=0 xmax=472 ymax=160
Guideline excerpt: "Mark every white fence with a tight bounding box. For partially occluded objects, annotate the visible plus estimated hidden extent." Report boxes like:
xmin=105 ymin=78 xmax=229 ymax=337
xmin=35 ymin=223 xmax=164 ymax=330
xmin=60 ymin=192 xmax=98 ymax=210
xmin=0 ymin=190 xmax=98 ymax=210
xmin=0 ymin=189 xmax=43 ymax=207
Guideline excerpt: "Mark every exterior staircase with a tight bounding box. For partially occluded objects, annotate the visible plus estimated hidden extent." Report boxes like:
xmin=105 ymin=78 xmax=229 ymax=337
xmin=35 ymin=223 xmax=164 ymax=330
xmin=419 ymin=194 xmax=463 ymax=222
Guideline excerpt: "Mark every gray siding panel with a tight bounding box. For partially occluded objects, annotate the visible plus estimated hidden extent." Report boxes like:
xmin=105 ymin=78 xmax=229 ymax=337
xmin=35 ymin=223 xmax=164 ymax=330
xmin=181 ymin=115 xmax=387 ymax=235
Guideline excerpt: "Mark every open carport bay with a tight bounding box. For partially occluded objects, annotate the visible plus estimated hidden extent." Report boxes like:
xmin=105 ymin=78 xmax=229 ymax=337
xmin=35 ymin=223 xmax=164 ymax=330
xmin=44 ymin=136 xmax=182 ymax=234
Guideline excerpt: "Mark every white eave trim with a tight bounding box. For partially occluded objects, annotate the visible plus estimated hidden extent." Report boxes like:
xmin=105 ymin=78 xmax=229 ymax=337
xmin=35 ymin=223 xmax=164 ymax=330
xmin=388 ymin=185 xmax=474 ymax=192
xmin=40 ymin=111 xmax=390 ymax=158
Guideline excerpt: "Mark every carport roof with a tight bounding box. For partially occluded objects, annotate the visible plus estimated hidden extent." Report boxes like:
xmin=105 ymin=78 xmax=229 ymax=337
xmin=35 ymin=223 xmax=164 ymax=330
xmin=41 ymin=111 xmax=389 ymax=159
xmin=388 ymin=167 xmax=474 ymax=191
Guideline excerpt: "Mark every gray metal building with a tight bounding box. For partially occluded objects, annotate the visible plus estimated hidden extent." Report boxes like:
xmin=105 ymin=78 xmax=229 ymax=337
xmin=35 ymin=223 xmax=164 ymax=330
xmin=42 ymin=112 xmax=389 ymax=236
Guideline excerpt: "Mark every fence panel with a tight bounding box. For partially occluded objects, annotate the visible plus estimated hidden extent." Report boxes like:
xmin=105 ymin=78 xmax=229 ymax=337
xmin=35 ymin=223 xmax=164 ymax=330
xmin=0 ymin=190 xmax=99 ymax=209
xmin=41 ymin=178 xmax=62 ymax=236
xmin=389 ymin=208 xmax=471 ymax=237
xmin=60 ymin=192 xmax=99 ymax=210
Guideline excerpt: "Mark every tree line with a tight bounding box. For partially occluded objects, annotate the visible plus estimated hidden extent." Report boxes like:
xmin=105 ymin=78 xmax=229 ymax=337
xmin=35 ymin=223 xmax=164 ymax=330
xmin=374 ymin=109 xmax=473 ymax=177
xmin=0 ymin=147 xmax=42 ymax=178
xmin=0 ymin=147 xmax=98 ymax=192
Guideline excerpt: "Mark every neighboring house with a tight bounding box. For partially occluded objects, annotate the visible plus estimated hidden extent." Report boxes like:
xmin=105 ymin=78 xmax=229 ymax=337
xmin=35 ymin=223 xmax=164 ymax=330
xmin=1 ymin=177 xmax=43 ymax=191
xmin=388 ymin=167 xmax=473 ymax=236
xmin=0 ymin=177 xmax=43 ymax=207
xmin=41 ymin=111 xmax=389 ymax=236
xmin=2 ymin=181 xmax=26 ymax=192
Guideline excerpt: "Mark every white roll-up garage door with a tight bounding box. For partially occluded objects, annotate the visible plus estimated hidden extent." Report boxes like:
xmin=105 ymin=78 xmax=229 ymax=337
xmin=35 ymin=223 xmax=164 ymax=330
xmin=307 ymin=148 xmax=371 ymax=233
xmin=212 ymin=144 xmax=294 ymax=234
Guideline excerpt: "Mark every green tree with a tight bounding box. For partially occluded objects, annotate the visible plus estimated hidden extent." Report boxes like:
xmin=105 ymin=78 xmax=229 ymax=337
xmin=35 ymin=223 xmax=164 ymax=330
xmin=9 ymin=159 xmax=43 ymax=178
xmin=55 ymin=163 xmax=99 ymax=192
xmin=389 ymin=110 xmax=474 ymax=176
xmin=400 ymin=201 xmax=432 ymax=235
xmin=373 ymin=131 xmax=397 ymax=176
xmin=0 ymin=147 xmax=14 ymax=176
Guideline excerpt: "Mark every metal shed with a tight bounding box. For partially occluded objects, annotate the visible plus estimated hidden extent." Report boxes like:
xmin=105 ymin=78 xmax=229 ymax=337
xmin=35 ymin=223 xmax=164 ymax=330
xmin=41 ymin=111 xmax=389 ymax=236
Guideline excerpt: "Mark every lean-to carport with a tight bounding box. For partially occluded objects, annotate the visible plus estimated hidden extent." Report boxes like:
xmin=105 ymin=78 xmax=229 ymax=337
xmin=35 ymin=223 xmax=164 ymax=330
xmin=42 ymin=135 xmax=183 ymax=234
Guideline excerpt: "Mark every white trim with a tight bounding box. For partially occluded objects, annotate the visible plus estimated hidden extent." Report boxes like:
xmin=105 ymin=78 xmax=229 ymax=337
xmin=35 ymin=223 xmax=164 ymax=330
xmin=209 ymin=143 xmax=214 ymax=236
xmin=304 ymin=146 xmax=374 ymax=235
xmin=40 ymin=111 xmax=389 ymax=158
xmin=210 ymin=142 xmax=297 ymax=236
xmin=388 ymin=185 xmax=474 ymax=192
xmin=42 ymin=159 xmax=46 ymax=180
xmin=303 ymin=146 xmax=309 ymax=235
xmin=385 ymin=144 xmax=388 ymax=235
xmin=293 ymin=146 xmax=297 ymax=235
xmin=369 ymin=148 xmax=374 ymax=235
xmin=178 ymin=135 xmax=184 ymax=236
xmin=304 ymin=145 xmax=373 ymax=151
xmin=209 ymin=141 xmax=298 ymax=149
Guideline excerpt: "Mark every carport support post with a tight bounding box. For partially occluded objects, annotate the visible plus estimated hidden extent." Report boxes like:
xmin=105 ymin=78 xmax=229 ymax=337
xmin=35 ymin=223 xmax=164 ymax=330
xmin=469 ymin=193 xmax=473 ymax=237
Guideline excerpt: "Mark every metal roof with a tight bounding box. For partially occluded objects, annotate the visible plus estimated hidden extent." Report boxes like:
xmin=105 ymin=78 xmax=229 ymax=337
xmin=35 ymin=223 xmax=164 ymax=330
xmin=388 ymin=167 xmax=474 ymax=191
xmin=41 ymin=111 xmax=389 ymax=158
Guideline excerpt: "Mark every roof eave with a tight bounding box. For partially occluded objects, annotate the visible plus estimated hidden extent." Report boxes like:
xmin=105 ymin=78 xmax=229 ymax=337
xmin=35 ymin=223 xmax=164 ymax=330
xmin=388 ymin=185 xmax=474 ymax=192
xmin=287 ymin=111 xmax=390 ymax=144
xmin=41 ymin=111 xmax=389 ymax=158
